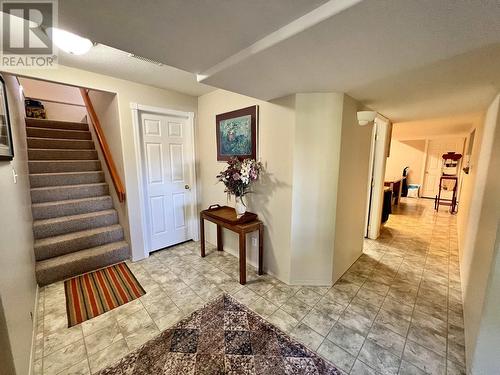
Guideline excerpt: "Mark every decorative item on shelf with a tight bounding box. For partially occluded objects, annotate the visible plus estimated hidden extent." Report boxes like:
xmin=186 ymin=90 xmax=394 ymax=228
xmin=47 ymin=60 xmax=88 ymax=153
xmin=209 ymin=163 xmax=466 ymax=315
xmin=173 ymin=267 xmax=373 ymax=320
xmin=216 ymin=105 xmax=258 ymax=161
xmin=25 ymin=98 xmax=47 ymax=119
xmin=0 ymin=75 xmax=14 ymax=161
xmin=216 ymin=157 xmax=262 ymax=217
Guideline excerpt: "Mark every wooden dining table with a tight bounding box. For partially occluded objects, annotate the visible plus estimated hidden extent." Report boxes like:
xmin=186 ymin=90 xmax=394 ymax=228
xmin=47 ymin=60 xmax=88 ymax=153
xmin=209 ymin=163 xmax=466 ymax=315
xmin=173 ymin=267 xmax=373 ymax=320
xmin=384 ymin=176 xmax=406 ymax=205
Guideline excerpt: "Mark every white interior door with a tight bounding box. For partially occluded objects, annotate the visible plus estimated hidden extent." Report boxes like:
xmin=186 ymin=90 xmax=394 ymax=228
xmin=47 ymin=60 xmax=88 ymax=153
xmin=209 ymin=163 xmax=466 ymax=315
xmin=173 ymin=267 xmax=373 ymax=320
xmin=422 ymin=138 xmax=464 ymax=198
xmin=140 ymin=112 xmax=193 ymax=252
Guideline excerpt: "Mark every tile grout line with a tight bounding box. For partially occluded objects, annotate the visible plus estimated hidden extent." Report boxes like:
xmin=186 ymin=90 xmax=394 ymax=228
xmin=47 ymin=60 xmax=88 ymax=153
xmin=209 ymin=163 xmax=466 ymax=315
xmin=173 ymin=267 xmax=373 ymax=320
xmin=79 ymin=324 xmax=91 ymax=375
xmin=397 ymin=205 xmax=453 ymax=374
xmin=354 ymin=242 xmax=405 ymax=374
xmin=341 ymin=246 xmax=393 ymax=373
xmin=395 ymin=218 xmax=430 ymax=374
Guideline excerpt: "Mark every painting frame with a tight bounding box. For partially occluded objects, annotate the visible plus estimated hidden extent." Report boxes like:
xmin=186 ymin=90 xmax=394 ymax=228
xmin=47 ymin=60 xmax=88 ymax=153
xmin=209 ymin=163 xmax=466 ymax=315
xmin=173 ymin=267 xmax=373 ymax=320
xmin=216 ymin=105 xmax=258 ymax=161
xmin=0 ymin=75 xmax=14 ymax=161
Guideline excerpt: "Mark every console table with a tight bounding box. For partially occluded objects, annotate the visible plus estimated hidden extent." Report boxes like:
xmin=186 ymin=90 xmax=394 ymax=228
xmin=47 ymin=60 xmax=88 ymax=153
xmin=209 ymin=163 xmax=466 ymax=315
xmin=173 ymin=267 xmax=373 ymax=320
xmin=199 ymin=205 xmax=264 ymax=285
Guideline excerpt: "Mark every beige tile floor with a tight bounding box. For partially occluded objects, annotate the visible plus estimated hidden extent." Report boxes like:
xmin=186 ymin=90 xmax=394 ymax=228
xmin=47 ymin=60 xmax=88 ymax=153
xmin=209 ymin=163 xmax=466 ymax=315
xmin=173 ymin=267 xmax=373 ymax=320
xmin=33 ymin=198 xmax=466 ymax=375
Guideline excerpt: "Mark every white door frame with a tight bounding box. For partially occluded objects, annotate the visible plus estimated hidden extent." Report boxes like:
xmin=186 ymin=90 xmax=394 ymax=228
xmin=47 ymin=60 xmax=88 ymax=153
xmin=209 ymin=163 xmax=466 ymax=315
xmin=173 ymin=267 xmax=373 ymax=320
xmin=419 ymin=140 xmax=430 ymax=195
xmin=130 ymin=103 xmax=199 ymax=258
xmin=364 ymin=125 xmax=376 ymax=237
xmin=367 ymin=115 xmax=392 ymax=240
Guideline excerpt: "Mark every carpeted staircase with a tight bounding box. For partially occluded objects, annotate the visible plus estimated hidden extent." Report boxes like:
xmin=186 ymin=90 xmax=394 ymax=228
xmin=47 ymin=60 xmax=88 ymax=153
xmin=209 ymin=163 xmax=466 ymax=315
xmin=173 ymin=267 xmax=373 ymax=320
xmin=26 ymin=118 xmax=129 ymax=286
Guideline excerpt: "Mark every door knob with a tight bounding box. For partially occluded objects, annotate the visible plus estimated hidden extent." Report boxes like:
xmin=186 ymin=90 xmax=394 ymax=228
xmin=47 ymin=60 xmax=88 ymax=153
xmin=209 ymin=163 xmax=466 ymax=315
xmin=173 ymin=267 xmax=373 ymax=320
xmin=185 ymin=184 xmax=190 ymax=190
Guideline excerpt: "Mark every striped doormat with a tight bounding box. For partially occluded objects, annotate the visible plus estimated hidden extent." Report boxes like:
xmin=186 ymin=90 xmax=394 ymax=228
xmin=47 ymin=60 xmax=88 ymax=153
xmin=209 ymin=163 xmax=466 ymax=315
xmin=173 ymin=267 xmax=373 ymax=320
xmin=64 ymin=262 xmax=146 ymax=327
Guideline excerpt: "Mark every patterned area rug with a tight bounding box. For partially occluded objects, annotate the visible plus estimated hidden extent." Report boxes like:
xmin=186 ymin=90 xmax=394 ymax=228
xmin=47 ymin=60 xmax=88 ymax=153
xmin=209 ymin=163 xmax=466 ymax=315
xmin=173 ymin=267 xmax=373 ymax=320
xmin=65 ymin=262 xmax=146 ymax=327
xmin=99 ymin=294 xmax=341 ymax=374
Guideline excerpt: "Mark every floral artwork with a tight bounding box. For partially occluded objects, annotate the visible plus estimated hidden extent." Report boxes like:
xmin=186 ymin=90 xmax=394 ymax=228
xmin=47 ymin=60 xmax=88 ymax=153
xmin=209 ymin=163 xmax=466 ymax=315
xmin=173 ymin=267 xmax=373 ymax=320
xmin=219 ymin=115 xmax=252 ymax=157
xmin=216 ymin=106 xmax=257 ymax=161
xmin=216 ymin=157 xmax=262 ymax=198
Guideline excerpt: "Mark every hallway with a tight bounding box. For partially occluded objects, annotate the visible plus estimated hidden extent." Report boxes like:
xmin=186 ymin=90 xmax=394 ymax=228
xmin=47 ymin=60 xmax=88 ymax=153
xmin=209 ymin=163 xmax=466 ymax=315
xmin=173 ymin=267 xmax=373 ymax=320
xmin=353 ymin=198 xmax=465 ymax=374
xmin=34 ymin=198 xmax=465 ymax=375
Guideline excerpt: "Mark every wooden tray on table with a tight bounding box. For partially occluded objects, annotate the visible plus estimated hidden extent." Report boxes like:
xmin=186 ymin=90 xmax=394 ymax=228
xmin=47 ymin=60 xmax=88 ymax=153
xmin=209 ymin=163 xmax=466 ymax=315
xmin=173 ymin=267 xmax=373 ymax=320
xmin=203 ymin=204 xmax=257 ymax=224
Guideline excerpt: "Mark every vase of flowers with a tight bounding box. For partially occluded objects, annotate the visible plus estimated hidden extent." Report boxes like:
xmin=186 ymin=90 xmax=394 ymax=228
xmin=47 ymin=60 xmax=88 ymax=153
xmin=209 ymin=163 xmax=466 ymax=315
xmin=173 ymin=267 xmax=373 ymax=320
xmin=216 ymin=157 xmax=263 ymax=217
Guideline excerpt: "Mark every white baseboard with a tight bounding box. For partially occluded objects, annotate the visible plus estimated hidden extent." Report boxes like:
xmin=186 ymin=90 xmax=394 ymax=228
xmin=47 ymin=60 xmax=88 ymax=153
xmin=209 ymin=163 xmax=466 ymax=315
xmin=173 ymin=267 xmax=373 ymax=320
xmin=28 ymin=285 xmax=39 ymax=375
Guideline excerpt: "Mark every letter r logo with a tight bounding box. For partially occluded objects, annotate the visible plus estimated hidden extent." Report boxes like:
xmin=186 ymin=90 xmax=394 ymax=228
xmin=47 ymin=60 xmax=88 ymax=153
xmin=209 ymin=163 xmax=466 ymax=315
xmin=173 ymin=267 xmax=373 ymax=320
xmin=1 ymin=1 xmax=54 ymax=55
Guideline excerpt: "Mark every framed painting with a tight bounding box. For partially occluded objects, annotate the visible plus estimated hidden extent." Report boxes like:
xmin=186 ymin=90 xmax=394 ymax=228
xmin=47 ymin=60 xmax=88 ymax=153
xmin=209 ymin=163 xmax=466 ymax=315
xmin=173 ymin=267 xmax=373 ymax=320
xmin=216 ymin=105 xmax=258 ymax=161
xmin=0 ymin=75 xmax=14 ymax=161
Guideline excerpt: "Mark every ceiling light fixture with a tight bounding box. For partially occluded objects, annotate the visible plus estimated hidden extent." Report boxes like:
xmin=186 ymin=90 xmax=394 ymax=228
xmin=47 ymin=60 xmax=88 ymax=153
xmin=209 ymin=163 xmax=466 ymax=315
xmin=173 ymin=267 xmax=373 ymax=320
xmin=48 ymin=27 xmax=93 ymax=55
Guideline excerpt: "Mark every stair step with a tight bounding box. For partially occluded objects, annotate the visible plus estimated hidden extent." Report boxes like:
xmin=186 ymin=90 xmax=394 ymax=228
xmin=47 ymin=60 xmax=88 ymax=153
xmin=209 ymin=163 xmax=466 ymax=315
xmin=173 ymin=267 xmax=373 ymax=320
xmin=27 ymin=137 xmax=94 ymax=150
xmin=26 ymin=118 xmax=89 ymax=131
xmin=32 ymin=196 xmax=113 ymax=220
xmin=29 ymin=159 xmax=101 ymax=173
xmin=34 ymin=224 xmax=124 ymax=261
xmin=26 ymin=127 xmax=92 ymax=140
xmin=33 ymin=209 xmax=118 ymax=239
xmin=30 ymin=171 xmax=105 ymax=188
xmin=28 ymin=148 xmax=98 ymax=160
xmin=31 ymin=183 xmax=109 ymax=203
xmin=35 ymin=241 xmax=129 ymax=286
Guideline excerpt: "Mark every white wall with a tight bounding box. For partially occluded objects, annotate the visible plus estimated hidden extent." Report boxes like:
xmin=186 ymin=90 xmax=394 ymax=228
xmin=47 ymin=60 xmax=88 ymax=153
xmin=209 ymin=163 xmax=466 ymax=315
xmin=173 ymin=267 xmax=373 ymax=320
xmin=392 ymin=113 xmax=482 ymax=140
xmin=36 ymin=101 xmax=87 ymax=123
xmin=458 ymin=94 xmax=500 ymax=373
xmin=3 ymin=65 xmax=198 ymax=261
xmin=289 ymin=94 xmax=372 ymax=284
xmin=198 ymin=90 xmax=369 ymax=285
xmin=385 ymin=139 xmax=426 ymax=185
xmin=87 ymin=90 xmax=130 ymax=244
xmin=19 ymin=77 xmax=87 ymax=122
xmin=197 ymin=89 xmax=296 ymax=282
xmin=289 ymin=93 xmax=343 ymax=284
xmin=470 ymin=225 xmax=500 ymax=375
xmin=0 ymin=74 xmax=37 ymax=375
xmin=332 ymin=95 xmax=372 ymax=281
xmin=458 ymin=121 xmax=486 ymax=262
xmin=19 ymin=77 xmax=84 ymax=105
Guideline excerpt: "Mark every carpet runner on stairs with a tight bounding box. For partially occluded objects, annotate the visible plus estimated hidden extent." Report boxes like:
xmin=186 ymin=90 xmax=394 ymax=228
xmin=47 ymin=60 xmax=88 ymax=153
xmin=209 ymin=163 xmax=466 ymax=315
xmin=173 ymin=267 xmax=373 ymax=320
xmin=26 ymin=118 xmax=130 ymax=286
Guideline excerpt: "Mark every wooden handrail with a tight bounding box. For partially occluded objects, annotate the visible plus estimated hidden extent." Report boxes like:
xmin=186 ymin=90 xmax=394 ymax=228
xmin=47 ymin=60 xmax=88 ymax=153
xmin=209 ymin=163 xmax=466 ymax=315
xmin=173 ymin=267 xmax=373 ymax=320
xmin=80 ymin=88 xmax=126 ymax=202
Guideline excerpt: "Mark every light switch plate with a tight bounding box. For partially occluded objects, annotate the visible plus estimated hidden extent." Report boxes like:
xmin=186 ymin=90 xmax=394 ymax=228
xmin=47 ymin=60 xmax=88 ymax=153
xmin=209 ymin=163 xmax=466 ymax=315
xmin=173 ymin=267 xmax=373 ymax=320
xmin=12 ymin=167 xmax=18 ymax=184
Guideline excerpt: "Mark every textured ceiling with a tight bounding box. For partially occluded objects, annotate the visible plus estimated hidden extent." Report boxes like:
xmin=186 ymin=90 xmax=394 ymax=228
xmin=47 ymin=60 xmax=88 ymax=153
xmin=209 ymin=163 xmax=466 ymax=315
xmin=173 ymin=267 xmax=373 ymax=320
xmin=199 ymin=0 xmax=500 ymax=121
xmin=18 ymin=0 xmax=500 ymax=120
xmin=58 ymin=0 xmax=329 ymax=72
xmin=58 ymin=44 xmax=214 ymax=97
